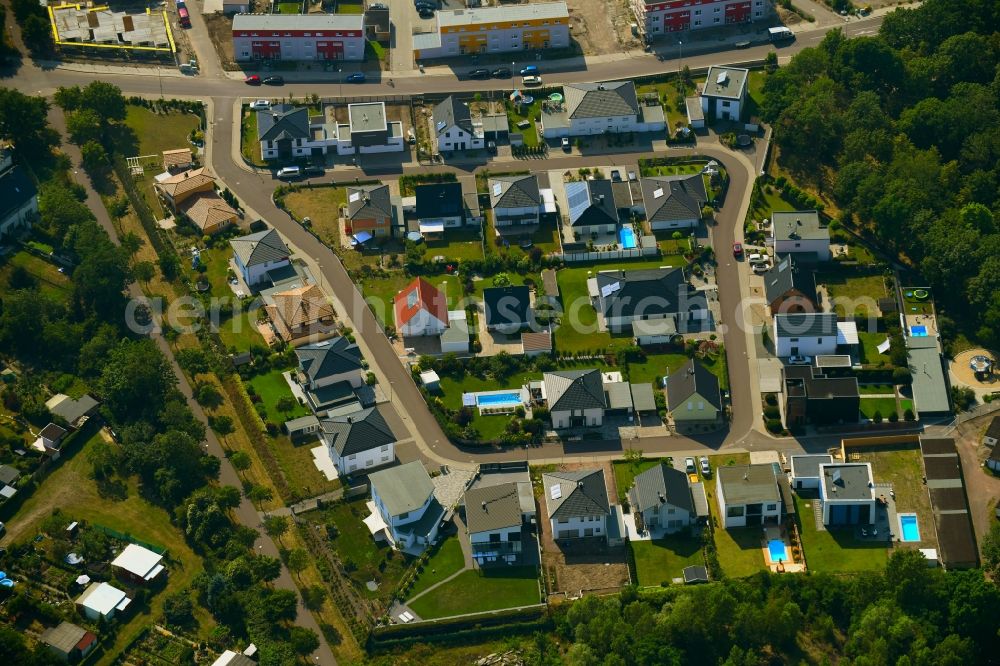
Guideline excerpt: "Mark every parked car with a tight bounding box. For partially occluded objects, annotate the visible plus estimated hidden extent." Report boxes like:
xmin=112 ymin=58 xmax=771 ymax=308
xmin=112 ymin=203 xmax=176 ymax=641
xmin=263 ymin=75 xmax=284 ymax=85
xmin=249 ymin=99 xmax=270 ymax=110
xmin=522 ymin=75 xmax=542 ymax=86
xmin=468 ymin=68 xmax=491 ymax=80
xmin=415 ymin=1 xmax=436 ymax=9
xmin=276 ymin=166 xmax=301 ymax=180
xmin=418 ymin=8 xmax=434 ymax=18
xmin=732 ymin=242 xmax=743 ymax=258
xmin=735 ymin=40 xmax=751 ymax=49
xmin=747 ymin=253 xmax=764 ymax=263
xmin=685 ymin=457 xmax=696 ymax=474
xmin=520 ymin=65 xmax=539 ymax=76
xmin=561 ymin=137 xmax=570 ymax=151
xmin=751 ymin=262 xmax=770 ymax=274
xmin=787 ymin=355 xmax=813 ymax=365
xmin=492 ymin=67 xmax=511 ymax=79
xmin=345 ymin=72 xmax=366 ymax=83
xmin=610 ymin=169 xmax=622 ymax=182
xmin=178 ymin=6 xmax=191 ymax=28
xmin=700 ymin=457 xmax=711 ymax=477
xmin=244 ymin=75 xmax=261 ymax=85
xmin=304 ymin=166 xmax=325 ymax=177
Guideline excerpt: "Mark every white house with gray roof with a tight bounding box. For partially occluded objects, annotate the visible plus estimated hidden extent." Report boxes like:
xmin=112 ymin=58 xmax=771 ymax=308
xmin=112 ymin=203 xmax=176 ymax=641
xmin=432 ymin=96 xmax=484 ymax=153
xmin=770 ymin=210 xmax=830 ymax=260
xmin=295 ymin=338 xmax=364 ymax=391
xmin=789 ymin=454 xmax=833 ymax=491
xmin=628 ymin=463 xmax=694 ymax=535
xmin=367 ymin=461 xmax=443 ymax=553
xmin=543 ymin=469 xmax=611 ymax=541
xmin=542 ymin=369 xmax=606 ymax=429
xmin=637 ymin=174 xmax=707 ymax=230
xmin=773 ymin=312 xmax=839 ymax=358
xmin=256 ymin=105 xmax=338 ymax=161
xmin=464 ymin=482 xmax=526 ymax=565
xmin=700 ymin=66 xmax=749 ymax=121
xmin=540 ymin=80 xmax=665 ymax=138
xmin=321 ymin=406 xmax=395 ymax=476
xmin=230 ymin=228 xmax=291 ymax=288
xmin=490 ymin=174 xmax=542 ymax=229
xmin=716 ymin=464 xmax=783 ymax=528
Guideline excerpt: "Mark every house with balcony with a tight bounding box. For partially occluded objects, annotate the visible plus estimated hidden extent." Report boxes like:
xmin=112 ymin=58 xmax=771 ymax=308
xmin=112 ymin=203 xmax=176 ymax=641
xmin=415 ymin=182 xmax=465 ymax=236
xmin=232 ymin=14 xmax=365 ymax=62
xmin=490 ymin=174 xmax=542 ymax=232
xmin=320 ymin=406 xmax=395 ymax=476
xmin=366 ymin=461 xmax=444 ymax=554
xmin=715 ymin=464 xmax=784 ymax=528
xmin=627 ymin=463 xmax=694 ymax=535
xmin=464 ymin=482 xmax=526 ymax=565
xmin=412 ymin=2 xmax=570 ymax=60
xmin=539 ymin=80 xmax=665 ymax=138
xmin=230 ymin=228 xmax=291 ymax=289
xmin=543 ymin=469 xmax=611 ymax=542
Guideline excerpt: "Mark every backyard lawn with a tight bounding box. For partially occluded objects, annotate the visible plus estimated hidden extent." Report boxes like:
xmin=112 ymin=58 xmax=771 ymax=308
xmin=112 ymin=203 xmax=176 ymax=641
xmin=218 ymin=309 xmax=264 ymax=352
xmin=506 ymin=101 xmax=540 ymax=147
xmin=817 ymin=271 xmax=886 ymax=318
xmin=247 ymin=368 xmax=311 ymax=422
xmin=639 ymin=162 xmax=703 ymax=178
xmin=437 ymin=371 xmax=538 ymax=443
xmin=631 ymin=535 xmax=705 ymax=586
xmin=268 ymin=433 xmax=341 ymax=499
xmin=860 ymin=397 xmax=899 ymax=420
xmin=0 ymin=251 xmax=72 ymax=302
xmin=793 ymin=495 xmax=888 ymax=572
xmin=635 ymin=77 xmax=702 ymax=129
xmin=361 ymin=273 xmax=460 ymax=328
xmin=123 ymin=105 xmax=200 ymax=157
xmin=859 ymin=331 xmax=892 ymax=366
xmin=626 ymin=352 xmax=689 ymax=385
xmin=423 ymin=228 xmax=485 ymax=263
xmin=241 ymin=111 xmax=268 ymax=167
xmin=406 ymin=537 xmax=466 ymax=599
xmin=485 ymin=214 xmax=561 ymax=258
xmin=407 ymin=566 xmax=539 ymax=619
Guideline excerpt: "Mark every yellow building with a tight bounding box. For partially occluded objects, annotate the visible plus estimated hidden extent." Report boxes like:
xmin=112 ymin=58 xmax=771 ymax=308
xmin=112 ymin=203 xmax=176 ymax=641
xmin=413 ymin=2 xmax=570 ymax=60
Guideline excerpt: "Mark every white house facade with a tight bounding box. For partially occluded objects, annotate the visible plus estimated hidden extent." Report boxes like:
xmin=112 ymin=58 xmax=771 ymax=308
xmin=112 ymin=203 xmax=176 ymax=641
xmin=773 ymin=313 xmax=839 ymax=358
xmin=321 ymin=407 xmax=395 ymax=476
xmin=770 ymin=210 xmax=831 ymax=260
xmin=229 ymin=228 xmax=291 ymax=288
xmin=539 ymin=81 xmax=665 ymax=139
xmin=715 ymin=464 xmax=783 ymax=529
xmin=368 ymin=462 xmax=444 ymax=553
xmin=544 ymin=369 xmax=606 ymax=429
xmin=543 ymin=469 xmax=611 ymax=540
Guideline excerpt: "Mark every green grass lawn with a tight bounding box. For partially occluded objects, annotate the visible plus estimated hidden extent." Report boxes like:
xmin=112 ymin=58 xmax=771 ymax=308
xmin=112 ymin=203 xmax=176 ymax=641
xmin=861 ymin=448 xmax=934 ymax=548
xmin=860 ymin=397 xmax=898 ymax=420
xmin=336 ymin=0 xmax=365 ymax=13
xmin=241 ymin=111 xmax=268 ymax=167
xmin=506 ymin=101 xmax=540 ymax=147
xmin=793 ymin=495 xmax=888 ymax=572
xmin=424 ymin=228 xmax=485 ymax=263
xmin=858 ymin=331 xmax=892 ymax=367
xmin=361 ymin=273 xmax=459 ymax=328
xmin=626 ymin=353 xmax=689 ymax=385
xmin=246 ymin=368 xmax=311 ymax=422
xmin=635 ymin=77 xmax=702 ymax=129
xmin=485 ymin=214 xmax=561 ymax=259
xmin=901 ymin=290 xmax=934 ymax=315
xmin=745 ymin=70 xmax=766 ymax=120
xmin=282 ymin=186 xmax=347 ymax=248
xmin=858 ymin=383 xmax=895 ymax=395
xmin=406 ymin=537 xmax=466 ymax=599
xmin=268 ymin=433 xmax=341 ymax=499
xmin=408 ymin=566 xmax=539 ymax=619
xmin=632 ymin=535 xmax=705 ymax=586
xmin=122 ymin=105 xmax=200 ymax=158
xmin=817 ymin=271 xmax=886 ymax=318
xmin=437 ymin=371 xmax=538 ymax=442
xmin=0 ymin=251 xmax=72 ymax=302
xmin=277 ymin=2 xmax=301 ymax=14
xmin=900 ymin=399 xmax=914 ymax=415
xmin=218 ymin=309 xmax=264 ymax=352
xmin=639 ymin=162 xmax=703 ymax=178
xmin=704 ymin=453 xmax=764 ymax=577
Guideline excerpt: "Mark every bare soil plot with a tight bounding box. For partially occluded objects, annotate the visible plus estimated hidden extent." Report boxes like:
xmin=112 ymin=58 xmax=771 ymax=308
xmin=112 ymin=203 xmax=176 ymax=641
xmin=565 ymin=0 xmax=624 ymax=55
xmin=204 ymin=13 xmax=236 ymax=70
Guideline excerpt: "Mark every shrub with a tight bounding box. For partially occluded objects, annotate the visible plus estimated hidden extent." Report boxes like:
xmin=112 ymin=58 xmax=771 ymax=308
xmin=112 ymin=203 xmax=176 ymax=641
xmin=764 ymin=393 xmax=778 ymax=407
xmin=903 ymin=408 xmax=915 ymax=421
xmin=764 ymin=405 xmax=781 ymax=420
xmin=872 ymin=411 xmax=883 ymax=423
xmin=888 ymin=412 xmax=899 ymax=422
xmin=765 ymin=419 xmax=783 ymax=434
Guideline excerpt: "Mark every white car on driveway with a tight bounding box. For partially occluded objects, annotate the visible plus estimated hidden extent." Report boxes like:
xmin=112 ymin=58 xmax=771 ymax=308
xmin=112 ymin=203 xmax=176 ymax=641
xmin=249 ymin=99 xmax=270 ymax=110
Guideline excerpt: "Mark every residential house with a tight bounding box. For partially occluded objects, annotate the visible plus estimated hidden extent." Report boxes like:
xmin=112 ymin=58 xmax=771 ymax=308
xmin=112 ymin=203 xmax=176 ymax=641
xmin=230 ymin=228 xmax=291 ymax=288
xmin=111 ymin=544 xmax=165 ymax=585
xmin=628 ymin=463 xmax=694 ymax=535
xmin=591 ymin=268 xmax=711 ymax=334
xmin=666 ymin=358 xmax=722 ymax=427
xmin=263 ymin=283 xmax=335 ymax=345
xmin=543 ymin=469 xmax=611 ymax=541
xmin=367 ymin=461 xmax=444 ymax=553
xmin=490 ymin=174 xmax=542 ymax=230
xmin=154 ymin=168 xmax=237 ymax=235
xmin=770 ymin=210 xmax=830 ymax=261
xmin=631 ymin=0 xmax=768 ymax=39
xmin=0 ymin=464 xmax=20 ymax=501
xmin=211 ymin=651 xmax=257 ymax=666
xmin=295 ymin=338 xmax=364 ymax=390
xmin=393 ymin=277 xmax=449 ymax=337
xmin=32 ymin=423 xmax=68 ymax=457
xmin=432 ymin=96 xmax=484 ymax=153
xmin=0 ymin=146 xmax=39 ymax=241
xmin=45 ymin=394 xmax=99 ymax=429
xmin=788 ymin=454 xmax=833 ymax=491
xmin=320 ymin=406 xmax=395 ymax=476
xmin=987 ymin=442 xmax=1000 ymax=473
xmin=483 ymin=285 xmax=531 ymax=334
xmin=339 ymin=102 xmax=406 ymax=155
xmin=700 ymin=66 xmax=749 ymax=121
xmin=773 ymin=312 xmax=838 ymax=357
xmin=818 ymin=462 xmax=877 ymax=526
xmin=907 ymin=335 xmax=952 ymax=417
xmin=40 ymin=621 xmax=97 ymax=662
xmin=233 ymin=14 xmax=365 ymax=62
xmin=440 ymin=310 xmax=471 ymax=354
xmin=154 ymin=167 xmax=216 ymax=208
xmin=415 ymin=182 xmax=465 ymax=234
xmin=984 ymin=416 xmax=1000 ymax=447
xmin=464 ymin=483 xmax=525 ymax=565
xmin=76 ymin=581 xmax=131 ymax=621
xmin=637 ymin=174 xmax=708 ymax=230
xmin=633 ymin=318 xmax=678 ymax=346
xmin=413 ymin=2 xmax=570 ymax=60
xmin=539 ymin=80 xmax=665 ymax=138
xmin=344 ymin=184 xmax=395 ymax=239
xmin=543 ymin=369 xmax=606 ymax=428
xmin=763 ymin=255 xmax=818 ymax=315
xmin=181 ymin=193 xmax=238 ymax=235
xmin=256 ymin=105 xmax=320 ymax=161
xmin=783 ymin=364 xmax=860 ymax=427
xmin=565 ymin=179 xmax=618 ymax=239
xmin=715 ymin=464 xmax=784 ymax=528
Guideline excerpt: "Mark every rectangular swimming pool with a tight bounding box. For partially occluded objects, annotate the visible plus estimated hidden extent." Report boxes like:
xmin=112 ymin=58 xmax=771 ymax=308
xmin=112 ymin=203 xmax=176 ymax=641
xmin=910 ymin=325 xmax=928 ymax=337
xmin=476 ymin=392 xmax=522 ymax=408
xmin=767 ymin=539 xmax=788 ymax=563
xmin=899 ymin=513 xmax=920 ymax=542
xmin=619 ymin=226 xmax=637 ymax=249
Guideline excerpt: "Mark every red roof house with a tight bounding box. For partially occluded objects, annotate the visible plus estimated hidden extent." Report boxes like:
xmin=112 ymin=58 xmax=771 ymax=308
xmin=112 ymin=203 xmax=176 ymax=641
xmin=393 ymin=278 xmax=448 ymax=337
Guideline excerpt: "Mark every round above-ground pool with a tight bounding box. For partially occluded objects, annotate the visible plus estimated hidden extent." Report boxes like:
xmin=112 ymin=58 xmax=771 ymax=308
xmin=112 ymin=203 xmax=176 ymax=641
xmin=913 ymin=289 xmax=930 ymax=300
xmin=549 ymin=92 xmax=563 ymax=102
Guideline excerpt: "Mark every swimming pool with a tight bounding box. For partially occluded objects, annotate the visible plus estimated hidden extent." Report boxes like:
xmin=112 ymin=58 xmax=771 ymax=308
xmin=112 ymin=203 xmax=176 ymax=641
xmin=910 ymin=325 xmax=928 ymax=337
xmin=476 ymin=392 xmax=522 ymax=408
xmin=899 ymin=514 xmax=920 ymax=542
xmin=767 ymin=539 xmax=788 ymax=563
xmin=619 ymin=226 xmax=637 ymax=249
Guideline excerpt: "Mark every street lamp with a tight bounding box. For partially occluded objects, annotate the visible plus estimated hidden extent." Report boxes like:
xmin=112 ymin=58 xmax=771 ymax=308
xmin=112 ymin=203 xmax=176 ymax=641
xmin=338 ymin=67 xmax=343 ymax=99
xmin=678 ymin=40 xmax=684 ymax=91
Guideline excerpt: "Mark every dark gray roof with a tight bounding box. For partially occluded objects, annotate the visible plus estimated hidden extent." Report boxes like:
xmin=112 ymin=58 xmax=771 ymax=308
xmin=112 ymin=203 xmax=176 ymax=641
xmin=296 ymin=338 xmax=363 ymax=383
xmin=39 ymin=423 xmax=67 ymax=441
xmin=230 ymin=228 xmax=290 ymax=268
xmin=566 ymin=179 xmax=617 ymax=227
xmin=0 ymin=464 xmax=20 ymax=486
xmin=257 ymin=104 xmax=310 ymax=142
xmin=774 ymin=312 xmax=838 ymax=338
xmin=483 ymin=285 xmax=530 ymax=327
xmin=565 ymin=81 xmax=639 ymax=119
xmin=784 ymin=364 xmax=859 ymax=399
xmin=542 ymin=469 xmax=610 ymax=520
xmin=594 ymin=268 xmax=704 ymax=321
xmin=771 ymin=210 xmax=828 ymax=242
xmin=630 ymin=382 xmax=656 ymax=412
xmin=717 ymin=464 xmax=781 ymax=505
xmin=640 ymin=175 xmax=707 ymax=223
xmin=369 ymin=461 xmax=434 ymax=517
xmin=544 ymin=369 xmax=606 ymax=412
xmin=683 ymin=565 xmax=709 ymax=583
xmin=629 ymin=462 xmax=694 ymax=514
xmin=790 ymin=454 xmax=833 ymax=480
xmin=490 ymin=174 xmax=540 ymax=209
xmin=415 ymin=182 xmax=464 ymax=220
xmin=0 ymin=165 xmax=37 ymax=220
xmin=320 ymin=407 xmax=394 ymax=456
xmin=433 ymin=96 xmax=474 ymax=136
xmin=464 ymin=482 xmax=522 ymax=533
xmin=819 ymin=463 xmax=875 ymax=501
xmin=46 ymin=394 xmax=98 ymax=425
xmin=346 ymin=184 xmax=392 ymax=220
xmin=987 ymin=416 xmax=1000 ymax=440
xmin=763 ymin=255 xmax=817 ymax=308
xmin=666 ymin=358 xmax=721 ymax=411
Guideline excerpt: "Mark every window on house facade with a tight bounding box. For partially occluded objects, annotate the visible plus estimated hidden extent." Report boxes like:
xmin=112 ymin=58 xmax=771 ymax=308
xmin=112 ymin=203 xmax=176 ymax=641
xmin=767 ymin=504 xmax=777 ymax=511
xmin=727 ymin=506 xmax=745 ymax=517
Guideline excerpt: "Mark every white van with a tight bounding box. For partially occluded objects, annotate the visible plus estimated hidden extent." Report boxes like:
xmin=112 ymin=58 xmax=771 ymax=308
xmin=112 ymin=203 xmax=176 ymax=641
xmin=276 ymin=166 xmax=301 ymax=180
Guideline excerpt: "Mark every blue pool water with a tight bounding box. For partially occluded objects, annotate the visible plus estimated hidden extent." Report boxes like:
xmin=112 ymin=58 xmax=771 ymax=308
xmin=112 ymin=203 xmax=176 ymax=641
xmin=767 ymin=539 xmax=788 ymax=563
xmin=910 ymin=325 xmax=928 ymax=337
xmin=476 ymin=392 xmax=522 ymax=407
xmin=899 ymin=514 xmax=920 ymax=542
xmin=619 ymin=226 xmax=637 ymax=249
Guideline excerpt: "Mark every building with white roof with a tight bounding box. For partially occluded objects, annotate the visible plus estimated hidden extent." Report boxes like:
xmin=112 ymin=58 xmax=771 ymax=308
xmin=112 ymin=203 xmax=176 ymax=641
xmin=76 ymin=582 xmax=131 ymax=621
xmin=111 ymin=544 xmax=165 ymax=584
xmin=413 ymin=2 xmax=570 ymax=60
xmin=232 ymin=14 xmax=365 ymax=62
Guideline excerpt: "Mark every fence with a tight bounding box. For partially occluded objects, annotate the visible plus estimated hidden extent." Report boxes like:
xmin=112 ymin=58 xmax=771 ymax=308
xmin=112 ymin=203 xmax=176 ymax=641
xmin=111 ymin=156 xmax=173 ymax=261
xmin=91 ymin=523 xmax=167 ymax=555
xmin=562 ymin=246 xmax=659 ymax=263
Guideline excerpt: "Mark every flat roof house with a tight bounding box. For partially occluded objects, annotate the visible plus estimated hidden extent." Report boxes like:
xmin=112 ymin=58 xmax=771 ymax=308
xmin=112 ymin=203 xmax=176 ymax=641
xmin=543 ymin=469 xmax=611 ymax=542
xmin=783 ymin=364 xmax=860 ymax=427
xmin=232 ymin=14 xmax=365 ymax=62
xmin=40 ymin=621 xmax=97 ymax=662
xmin=490 ymin=174 xmax=542 ymax=230
xmin=543 ymin=369 xmax=606 ymax=429
xmin=413 ymin=2 xmax=570 ymax=60
xmin=111 ymin=544 xmax=165 ymax=585
xmin=76 ymin=581 xmax=131 ymax=621
xmin=539 ymin=80 xmax=665 ymax=139
xmin=464 ymin=482 xmax=525 ymax=565
xmin=666 ymin=358 xmax=722 ymax=427
xmin=367 ymin=461 xmax=444 ymax=554
xmin=763 ymin=255 xmax=818 ymax=315
xmin=591 ymin=268 xmax=711 ymax=335
xmin=483 ymin=285 xmax=531 ymax=334
xmin=628 ymin=462 xmax=694 ymax=536
xmin=715 ymin=464 xmax=783 ymax=528
xmin=32 ymin=422 xmax=68 ymax=457
xmin=230 ymin=228 xmax=291 ymax=289
xmin=700 ymin=66 xmax=749 ymax=121
xmin=320 ymin=406 xmax=395 ymax=476
xmin=432 ymin=96 xmax=484 ymax=153
xmin=638 ymin=174 xmax=707 ymax=231
xmin=789 ymin=454 xmax=833 ymax=491
xmin=818 ymin=462 xmax=876 ymax=526
xmin=343 ymin=102 xmax=405 ymax=155
xmin=393 ymin=277 xmax=449 ymax=337
xmin=771 ymin=210 xmax=830 ymax=261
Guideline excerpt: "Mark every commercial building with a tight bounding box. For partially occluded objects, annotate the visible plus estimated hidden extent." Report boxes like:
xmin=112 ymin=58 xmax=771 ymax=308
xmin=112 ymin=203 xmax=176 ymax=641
xmin=413 ymin=2 xmax=570 ymax=60
xmin=630 ymin=0 xmax=769 ymax=39
xmin=233 ymin=14 xmax=365 ymax=62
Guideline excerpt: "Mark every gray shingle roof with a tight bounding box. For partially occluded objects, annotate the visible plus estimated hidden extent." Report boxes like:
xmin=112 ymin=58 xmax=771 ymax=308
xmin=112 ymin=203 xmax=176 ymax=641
xmin=415 ymin=182 xmax=464 ymax=220
xmin=433 ymin=96 xmax=473 ymax=136
xmin=346 ymin=184 xmax=392 ymax=220
xmin=0 ymin=464 xmax=20 ymax=486
xmin=774 ymin=312 xmax=838 ymax=338
xmin=296 ymin=338 xmax=363 ymax=383
xmin=369 ymin=461 xmax=434 ymax=517
xmin=542 ymin=469 xmax=610 ymax=520
xmin=490 ymin=174 xmax=540 ymax=210
xmin=718 ymin=464 xmax=781 ymax=505
xmin=629 ymin=462 xmax=694 ymax=514
xmin=465 ymin=482 xmax=522 ymax=533
xmin=0 ymin=165 xmax=37 ymax=221
xmin=666 ymin=358 xmax=721 ymax=411
xmin=230 ymin=228 xmax=290 ymax=268
xmin=763 ymin=254 xmax=817 ymax=308
xmin=594 ymin=268 xmax=705 ymax=321
xmin=257 ymin=105 xmax=310 ymax=143
xmin=320 ymin=406 xmax=394 ymax=456
xmin=640 ymin=174 xmax=707 ymax=223
xmin=565 ymin=81 xmax=639 ymax=119
xmin=544 ymin=369 xmax=606 ymax=412
xmin=566 ymin=179 xmax=617 ymax=227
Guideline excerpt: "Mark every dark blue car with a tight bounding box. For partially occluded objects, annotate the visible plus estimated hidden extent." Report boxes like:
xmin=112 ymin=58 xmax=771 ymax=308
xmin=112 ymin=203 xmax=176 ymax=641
xmin=345 ymin=72 xmax=366 ymax=83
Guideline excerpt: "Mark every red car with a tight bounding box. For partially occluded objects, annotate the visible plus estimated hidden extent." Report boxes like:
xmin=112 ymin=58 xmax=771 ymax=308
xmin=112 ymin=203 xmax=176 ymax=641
xmin=244 ymin=75 xmax=261 ymax=85
xmin=732 ymin=242 xmax=743 ymax=258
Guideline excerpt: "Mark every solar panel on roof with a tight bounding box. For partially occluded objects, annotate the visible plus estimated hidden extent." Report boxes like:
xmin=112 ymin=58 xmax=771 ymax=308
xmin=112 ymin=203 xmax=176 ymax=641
xmin=406 ymin=290 xmax=418 ymax=308
xmin=436 ymin=121 xmax=447 ymax=132
xmin=600 ymin=281 xmax=621 ymax=298
xmin=566 ymin=182 xmax=592 ymax=222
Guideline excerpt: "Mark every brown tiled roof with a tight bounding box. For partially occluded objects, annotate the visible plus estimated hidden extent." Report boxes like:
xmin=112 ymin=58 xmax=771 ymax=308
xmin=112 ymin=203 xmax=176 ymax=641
xmin=162 ymin=148 xmax=192 ymax=169
xmin=182 ymin=193 xmax=237 ymax=232
xmin=157 ymin=168 xmax=215 ymax=198
xmin=521 ymin=331 xmax=552 ymax=352
xmin=266 ymin=284 xmax=333 ymax=341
